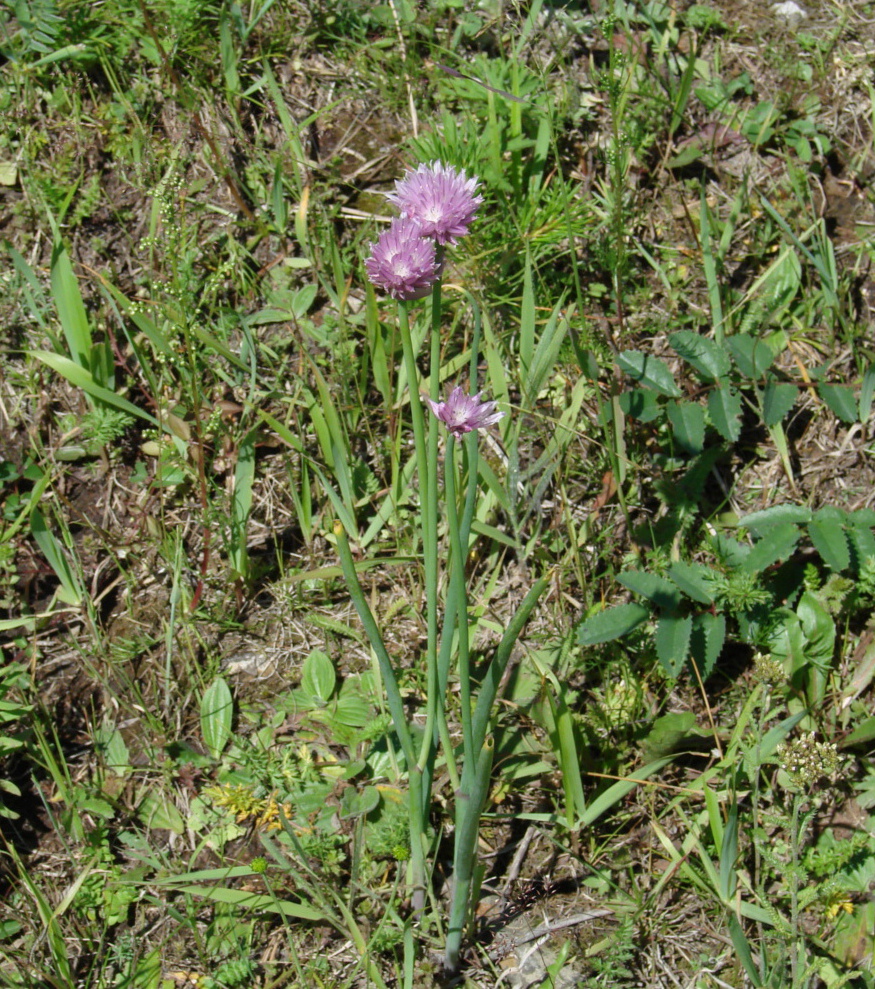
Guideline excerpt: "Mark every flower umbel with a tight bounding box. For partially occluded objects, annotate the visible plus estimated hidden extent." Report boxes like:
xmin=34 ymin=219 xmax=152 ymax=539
xmin=365 ymin=217 xmax=441 ymax=300
xmin=387 ymin=161 xmax=483 ymax=245
xmin=426 ymin=386 xmax=504 ymax=439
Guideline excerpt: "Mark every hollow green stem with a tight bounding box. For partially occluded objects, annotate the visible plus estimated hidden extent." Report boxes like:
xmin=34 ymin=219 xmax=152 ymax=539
xmin=445 ymin=435 xmax=474 ymax=764
xmin=397 ymin=304 xmax=439 ymax=827
xmin=333 ymin=520 xmax=426 ymax=901
xmin=444 ymin=737 xmax=495 ymax=973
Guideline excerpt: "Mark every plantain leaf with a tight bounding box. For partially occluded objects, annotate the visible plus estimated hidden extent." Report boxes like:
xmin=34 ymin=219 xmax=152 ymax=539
xmin=300 ymin=650 xmax=336 ymax=705
xmin=201 ymin=677 xmax=233 ymax=760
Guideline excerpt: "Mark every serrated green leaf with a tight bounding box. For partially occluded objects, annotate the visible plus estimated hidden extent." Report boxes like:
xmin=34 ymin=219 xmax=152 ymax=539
xmin=655 ymin=614 xmax=692 ymax=678
xmin=762 ymin=380 xmax=797 ymax=427
xmin=668 ymin=330 xmax=731 ymax=380
xmin=617 ymin=351 xmax=682 ymax=397
xmin=666 ymin=399 xmax=706 ymax=453
xmin=727 ymin=334 xmax=775 ymax=379
xmin=577 ymin=603 xmax=650 ymax=646
xmin=707 ymin=384 xmax=742 ymax=441
xmin=667 ymin=561 xmax=717 ymax=604
xmin=743 ymin=523 xmax=800 ymax=573
xmin=690 ymin=612 xmax=726 ymax=679
xmin=619 ymin=387 xmax=663 ymax=423
xmin=807 ymin=519 xmax=850 ymax=572
xmin=201 ymin=677 xmax=233 ymax=760
xmin=818 ymin=383 xmax=858 ymax=424
xmin=739 ymin=504 xmax=813 ymax=534
xmin=617 ymin=571 xmax=682 ymax=610
xmin=300 ymin=650 xmax=336 ymax=704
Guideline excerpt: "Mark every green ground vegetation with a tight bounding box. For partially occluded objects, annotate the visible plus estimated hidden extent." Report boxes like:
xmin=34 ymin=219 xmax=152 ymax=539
xmin=1 ymin=0 xmax=875 ymax=986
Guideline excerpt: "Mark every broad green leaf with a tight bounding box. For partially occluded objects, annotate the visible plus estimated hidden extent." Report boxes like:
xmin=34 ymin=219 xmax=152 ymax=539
xmin=690 ymin=612 xmax=726 ymax=679
xmin=666 ymin=399 xmax=705 ymax=453
xmin=860 ymin=363 xmax=875 ymax=422
xmin=655 ymin=613 xmax=692 ymax=678
xmin=668 ymin=330 xmax=730 ymax=380
xmin=710 ymin=532 xmax=749 ymax=568
xmin=201 ymin=677 xmax=233 ymax=760
xmin=641 ymin=711 xmax=697 ymax=761
xmin=848 ymin=519 xmax=875 ymax=570
xmin=727 ymin=333 xmax=775 ymax=379
xmin=137 ymin=790 xmax=186 ymax=833
xmin=577 ymin=603 xmax=650 ymax=646
xmin=617 ymin=570 xmax=682 ymax=610
xmin=339 ymin=785 xmax=380 ymax=820
xmin=617 ymin=351 xmax=682 ymax=397
xmin=818 ymin=383 xmax=857 ymax=424
xmin=842 ymin=717 xmax=875 ymax=748
xmin=333 ymin=693 xmax=371 ymax=728
xmin=667 ymin=561 xmax=717 ymax=604
xmin=707 ymin=384 xmax=742 ymax=441
xmin=619 ymin=387 xmax=663 ymax=423
xmin=762 ymin=380 xmax=797 ymax=427
xmin=807 ymin=518 xmax=850 ymax=572
xmin=797 ymin=589 xmax=835 ymax=670
xmin=739 ymin=504 xmax=812 ymax=534
xmin=742 ymin=523 xmax=800 ymax=573
xmin=300 ymin=650 xmax=336 ymax=704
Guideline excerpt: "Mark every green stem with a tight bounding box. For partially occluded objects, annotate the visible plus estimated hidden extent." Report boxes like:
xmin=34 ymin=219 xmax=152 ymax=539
xmin=397 ymin=303 xmax=439 ymax=830
xmin=333 ymin=521 xmax=426 ymax=901
xmin=444 ymin=737 xmax=495 ymax=973
xmin=445 ymin=435 xmax=474 ymax=764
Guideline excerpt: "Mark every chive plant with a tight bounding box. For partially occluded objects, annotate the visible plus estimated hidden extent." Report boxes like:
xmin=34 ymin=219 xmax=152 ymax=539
xmin=333 ymin=161 xmax=548 ymax=972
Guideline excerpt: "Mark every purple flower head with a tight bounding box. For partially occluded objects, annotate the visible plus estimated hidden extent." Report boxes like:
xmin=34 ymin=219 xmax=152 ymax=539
xmin=386 ymin=161 xmax=483 ymax=246
xmin=426 ymin=386 xmax=505 ymax=439
xmin=365 ymin=217 xmax=441 ymax=300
